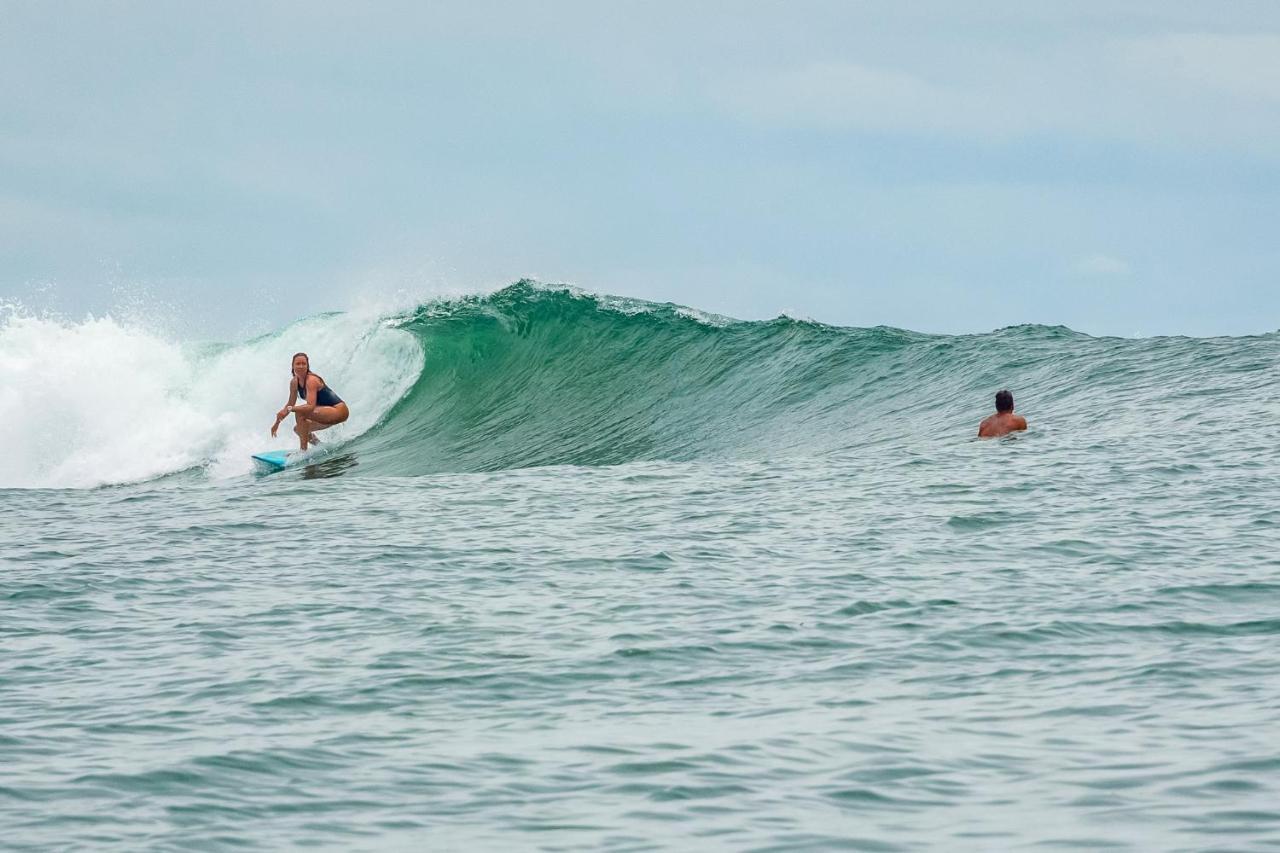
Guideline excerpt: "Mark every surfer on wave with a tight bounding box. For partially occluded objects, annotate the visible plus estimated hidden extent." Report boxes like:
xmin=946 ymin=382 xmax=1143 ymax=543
xmin=978 ymin=389 xmax=1027 ymax=438
xmin=271 ymin=352 xmax=349 ymax=450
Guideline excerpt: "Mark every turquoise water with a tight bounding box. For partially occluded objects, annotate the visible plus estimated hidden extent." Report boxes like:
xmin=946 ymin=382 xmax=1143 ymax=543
xmin=3 ymin=284 xmax=1279 ymax=850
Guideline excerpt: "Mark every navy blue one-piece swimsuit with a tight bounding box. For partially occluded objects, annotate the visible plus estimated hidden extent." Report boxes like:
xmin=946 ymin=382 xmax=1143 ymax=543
xmin=298 ymin=373 xmax=343 ymax=407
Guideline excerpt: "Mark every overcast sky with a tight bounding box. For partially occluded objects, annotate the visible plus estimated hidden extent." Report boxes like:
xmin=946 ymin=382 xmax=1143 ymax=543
xmin=2 ymin=1 xmax=1279 ymax=337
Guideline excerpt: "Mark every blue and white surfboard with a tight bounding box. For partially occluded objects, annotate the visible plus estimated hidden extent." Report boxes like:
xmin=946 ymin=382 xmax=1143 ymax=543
xmin=251 ymin=449 xmax=292 ymax=473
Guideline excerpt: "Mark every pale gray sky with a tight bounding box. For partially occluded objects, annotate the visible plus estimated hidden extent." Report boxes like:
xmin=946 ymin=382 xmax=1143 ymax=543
xmin=3 ymin=1 xmax=1278 ymax=336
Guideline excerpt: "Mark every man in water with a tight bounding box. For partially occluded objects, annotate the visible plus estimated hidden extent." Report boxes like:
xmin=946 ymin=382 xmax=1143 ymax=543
xmin=978 ymin=389 xmax=1027 ymax=438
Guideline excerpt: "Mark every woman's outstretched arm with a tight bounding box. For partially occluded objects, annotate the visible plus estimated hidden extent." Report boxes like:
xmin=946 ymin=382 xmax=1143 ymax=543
xmin=271 ymin=378 xmax=300 ymax=436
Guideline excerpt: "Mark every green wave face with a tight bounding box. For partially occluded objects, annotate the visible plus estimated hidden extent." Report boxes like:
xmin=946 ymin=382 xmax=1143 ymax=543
xmin=349 ymin=281 xmax=1274 ymax=476
xmin=350 ymin=282 xmax=941 ymax=475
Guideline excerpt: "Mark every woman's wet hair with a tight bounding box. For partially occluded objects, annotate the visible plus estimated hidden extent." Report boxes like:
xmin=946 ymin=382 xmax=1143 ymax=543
xmin=291 ymin=352 xmax=324 ymax=386
xmin=995 ymin=389 xmax=1014 ymax=413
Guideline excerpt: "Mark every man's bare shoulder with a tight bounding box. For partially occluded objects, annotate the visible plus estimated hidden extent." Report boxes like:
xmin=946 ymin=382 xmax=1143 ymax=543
xmin=978 ymin=413 xmax=1027 ymax=437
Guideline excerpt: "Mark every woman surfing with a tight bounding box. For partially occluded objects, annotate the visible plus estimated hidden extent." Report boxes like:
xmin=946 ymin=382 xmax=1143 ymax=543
xmin=271 ymin=353 xmax=350 ymax=450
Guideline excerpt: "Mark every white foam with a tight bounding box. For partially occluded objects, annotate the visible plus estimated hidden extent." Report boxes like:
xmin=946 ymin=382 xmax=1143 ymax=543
xmin=0 ymin=308 xmax=422 ymax=489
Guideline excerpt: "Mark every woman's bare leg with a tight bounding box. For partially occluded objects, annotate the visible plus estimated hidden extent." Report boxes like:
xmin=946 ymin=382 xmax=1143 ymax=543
xmin=293 ymin=417 xmax=311 ymax=450
xmin=293 ymin=404 xmax=348 ymax=449
xmin=296 ymin=419 xmax=333 ymax=446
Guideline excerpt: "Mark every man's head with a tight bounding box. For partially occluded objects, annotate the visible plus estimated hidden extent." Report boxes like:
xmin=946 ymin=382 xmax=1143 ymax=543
xmin=995 ymin=389 xmax=1014 ymax=413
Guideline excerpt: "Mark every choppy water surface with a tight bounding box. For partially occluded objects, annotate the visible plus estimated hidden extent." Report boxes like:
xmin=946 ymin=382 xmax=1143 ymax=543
xmin=3 ymin=285 xmax=1279 ymax=850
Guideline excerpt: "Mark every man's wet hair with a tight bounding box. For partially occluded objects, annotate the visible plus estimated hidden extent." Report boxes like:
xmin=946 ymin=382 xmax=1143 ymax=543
xmin=995 ymin=390 xmax=1014 ymax=413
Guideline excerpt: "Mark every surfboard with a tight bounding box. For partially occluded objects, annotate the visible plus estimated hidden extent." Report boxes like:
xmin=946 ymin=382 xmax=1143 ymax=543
xmin=252 ymin=445 xmax=331 ymax=473
xmin=251 ymin=449 xmax=292 ymax=473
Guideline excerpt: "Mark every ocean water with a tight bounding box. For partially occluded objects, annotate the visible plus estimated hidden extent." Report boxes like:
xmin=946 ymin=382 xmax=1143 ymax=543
xmin=2 ymin=282 xmax=1279 ymax=851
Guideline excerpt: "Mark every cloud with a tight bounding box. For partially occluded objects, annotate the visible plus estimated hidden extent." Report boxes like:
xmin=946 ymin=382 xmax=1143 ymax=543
xmin=708 ymin=61 xmax=1017 ymax=137
xmin=1076 ymin=254 xmax=1131 ymax=276
xmin=707 ymin=31 xmax=1280 ymax=156
xmin=1120 ymin=33 xmax=1280 ymax=103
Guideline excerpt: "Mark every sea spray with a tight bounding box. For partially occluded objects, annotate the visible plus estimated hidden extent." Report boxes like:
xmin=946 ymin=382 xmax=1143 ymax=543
xmin=0 ymin=308 xmax=421 ymax=488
